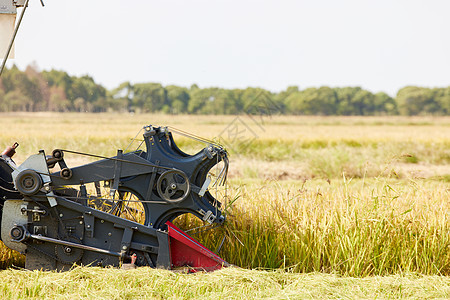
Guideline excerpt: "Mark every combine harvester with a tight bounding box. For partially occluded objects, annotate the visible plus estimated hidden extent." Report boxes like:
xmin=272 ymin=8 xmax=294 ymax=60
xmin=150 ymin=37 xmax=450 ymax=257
xmin=0 ymin=0 xmax=230 ymax=271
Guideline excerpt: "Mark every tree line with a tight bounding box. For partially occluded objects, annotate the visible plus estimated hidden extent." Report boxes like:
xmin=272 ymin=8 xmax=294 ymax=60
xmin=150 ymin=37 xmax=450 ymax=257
xmin=0 ymin=65 xmax=449 ymax=115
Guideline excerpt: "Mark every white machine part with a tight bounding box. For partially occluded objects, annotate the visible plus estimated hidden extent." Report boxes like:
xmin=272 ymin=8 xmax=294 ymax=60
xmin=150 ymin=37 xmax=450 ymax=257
xmin=0 ymin=200 xmax=28 ymax=253
xmin=0 ymin=8 xmax=16 ymax=58
xmin=0 ymin=0 xmax=27 ymax=59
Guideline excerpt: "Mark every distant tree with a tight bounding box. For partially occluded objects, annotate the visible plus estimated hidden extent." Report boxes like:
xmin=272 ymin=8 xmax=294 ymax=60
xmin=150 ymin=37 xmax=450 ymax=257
xmin=0 ymin=65 xmax=21 ymax=92
xmin=1 ymin=64 xmax=449 ymax=115
xmin=1 ymin=65 xmax=40 ymax=111
xmin=92 ymin=97 xmax=108 ymax=112
xmin=166 ymin=85 xmax=190 ymax=114
xmin=333 ymin=88 xmax=396 ymax=116
xmin=110 ymin=81 xmax=134 ymax=112
xmin=396 ymin=86 xmax=436 ymax=115
xmin=276 ymin=86 xmax=298 ymax=113
xmin=241 ymin=88 xmax=278 ymax=114
xmin=188 ymin=88 xmax=220 ymax=114
xmin=374 ymin=92 xmax=397 ymax=115
xmin=71 ymin=75 xmax=106 ymax=105
xmin=202 ymin=89 xmax=242 ymax=115
xmin=0 ymin=89 xmax=6 ymax=112
xmin=48 ymin=86 xmax=70 ymax=112
xmin=24 ymin=64 xmax=50 ymax=111
xmin=4 ymin=90 xmax=33 ymax=112
xmin=434 ymin=87 xmax=450 ymax=115
xmin=352 ymin=89 xmax=376 ymax=115
xmin=284 ymin=91 xmax=303 ymax=114
xmin=42 ymin=69 xmax=73 ymax=98
xmin=106 ymin=96 xmax=129 ymax=112
xmin=133 ymin=83 xmax=166 ymax=112
xmin=335 ymin=87 xmax=363 ymax=115
xmin=73 ymin=97 xmax=86 ymax=112
xmin=286 ymin=87 xmax=337 ymax=115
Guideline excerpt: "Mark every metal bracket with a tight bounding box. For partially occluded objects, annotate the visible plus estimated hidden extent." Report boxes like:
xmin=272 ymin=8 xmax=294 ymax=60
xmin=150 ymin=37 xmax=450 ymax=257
xmin=198 ymin=176 xmax=211 ymax=197
xmin=201 ymin=210 xmax=216 ymax=224
xmin=110 ymin=150 xmax=123 ymax=197
xmin=83 ymin=211 xmax=95 ymax=238
xmin=130 ymin=241 xmax=158 ymax=254
xmin=145 ymin=160 xmax=159 ymax=202
xmin=120 ymin=227 xmax=134 ymax=252
xmin=46 ymin=194 xmax=57 ymax=207
xmin=155 ymin=230 xmax=171 ymax=269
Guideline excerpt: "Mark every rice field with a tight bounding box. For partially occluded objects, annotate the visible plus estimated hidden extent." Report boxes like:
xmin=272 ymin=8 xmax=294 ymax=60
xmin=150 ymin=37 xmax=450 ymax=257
xmin=0 ymin=113 xmax=448 ymax=297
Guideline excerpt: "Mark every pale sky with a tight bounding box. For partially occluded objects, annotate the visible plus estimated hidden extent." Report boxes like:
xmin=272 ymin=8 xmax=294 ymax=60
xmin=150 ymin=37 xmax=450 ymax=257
xmin=5 ymin=0 xmax=450 ymax=96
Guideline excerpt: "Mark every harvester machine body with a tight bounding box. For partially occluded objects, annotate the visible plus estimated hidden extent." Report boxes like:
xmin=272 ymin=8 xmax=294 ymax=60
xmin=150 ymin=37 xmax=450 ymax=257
xmin=0 ymin=125 xmax=229 ymax=271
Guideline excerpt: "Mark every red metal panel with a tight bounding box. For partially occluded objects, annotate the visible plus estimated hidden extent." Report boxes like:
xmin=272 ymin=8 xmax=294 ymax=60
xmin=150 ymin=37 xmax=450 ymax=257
xmin=167 ymin=221 xmax=228 ymax=272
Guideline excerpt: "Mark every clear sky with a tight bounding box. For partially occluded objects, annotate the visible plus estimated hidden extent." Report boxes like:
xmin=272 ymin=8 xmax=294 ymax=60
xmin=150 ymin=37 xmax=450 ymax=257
xmin=5 ymin=0 xmax=450 ymax=96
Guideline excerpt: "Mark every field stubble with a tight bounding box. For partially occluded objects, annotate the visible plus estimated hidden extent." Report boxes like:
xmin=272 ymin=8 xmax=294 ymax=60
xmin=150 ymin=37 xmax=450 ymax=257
xmin=0 ymin=113 xmax=448 ymax=278
xmin=0 ymin=267 xmax=448 ymax=299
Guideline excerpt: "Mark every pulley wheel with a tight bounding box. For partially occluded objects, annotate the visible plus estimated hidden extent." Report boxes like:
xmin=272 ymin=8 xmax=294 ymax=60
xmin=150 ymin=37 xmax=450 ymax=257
xmin=15 ymin=170 xmax=43 ymax=195
xmin=60 ymin=168 xmax=73 ymax=180
xmin=157 ymin=170 xmax=190 ymax=202
xmin=52 ymin=149 xmax=64 ymax=161
xmin=55 ymin=237 xmax=84 ymax=265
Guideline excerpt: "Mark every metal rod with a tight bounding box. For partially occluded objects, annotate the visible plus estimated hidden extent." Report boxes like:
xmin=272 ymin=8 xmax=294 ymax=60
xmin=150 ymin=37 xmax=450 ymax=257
xmin=124 ymin=127 xmax=143 ymax=152
xmin=32 ymin=193 xmax=169 ymax=205
xmin=30 ymin=234 xmax=123 ymax=257
xmin=0 ymin=0 xmax=30 ymax=77
xmin=168 ymin=126 xmax=221 ymax=147
xmin=215 ymin=235 xmax=226 ymax=254
xmin=59 ymin=149 xmax=176 ymax=171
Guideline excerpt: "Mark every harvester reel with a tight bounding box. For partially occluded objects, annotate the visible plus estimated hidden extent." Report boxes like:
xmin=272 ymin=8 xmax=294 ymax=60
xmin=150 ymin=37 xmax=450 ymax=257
xmin=15 ymin=169 xmax=42 ymax=195
xmin=157 ymin=170 xmax=190 ymax=202
xmin=0 ymin=125 xmax=229 ymax=271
